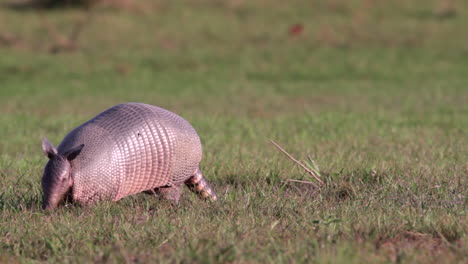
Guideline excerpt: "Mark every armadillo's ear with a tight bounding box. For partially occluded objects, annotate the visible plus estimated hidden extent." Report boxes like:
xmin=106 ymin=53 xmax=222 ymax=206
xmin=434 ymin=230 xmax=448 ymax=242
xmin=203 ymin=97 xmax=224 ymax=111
xmin=64 ymin=144 xmax=84 ymax=161
xmin=42 ymin=137 xmax=58 ymax=159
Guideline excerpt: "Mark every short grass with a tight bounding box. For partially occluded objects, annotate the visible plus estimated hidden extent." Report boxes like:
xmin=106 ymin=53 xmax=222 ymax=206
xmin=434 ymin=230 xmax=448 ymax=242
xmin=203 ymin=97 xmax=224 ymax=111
xmin=0 ymin=0 xmax=467 ymax=262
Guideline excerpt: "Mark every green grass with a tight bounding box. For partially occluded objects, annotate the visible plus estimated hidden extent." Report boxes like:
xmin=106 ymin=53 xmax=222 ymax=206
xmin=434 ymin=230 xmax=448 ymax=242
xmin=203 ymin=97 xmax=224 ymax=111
xmin=0 ymin=0 xmax=467 ymax=262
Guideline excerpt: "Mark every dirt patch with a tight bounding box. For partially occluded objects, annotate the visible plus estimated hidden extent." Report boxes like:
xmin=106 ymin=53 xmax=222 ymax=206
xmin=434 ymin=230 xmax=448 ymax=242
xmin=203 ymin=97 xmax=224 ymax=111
xmin=376 ymin=231 xmax=460 ymax=262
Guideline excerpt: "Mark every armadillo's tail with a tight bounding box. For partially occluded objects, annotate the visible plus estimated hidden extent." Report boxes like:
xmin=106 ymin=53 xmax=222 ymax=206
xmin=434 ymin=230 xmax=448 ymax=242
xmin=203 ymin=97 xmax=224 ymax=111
xmin=185 ymin=167 xmax=217 ymax=201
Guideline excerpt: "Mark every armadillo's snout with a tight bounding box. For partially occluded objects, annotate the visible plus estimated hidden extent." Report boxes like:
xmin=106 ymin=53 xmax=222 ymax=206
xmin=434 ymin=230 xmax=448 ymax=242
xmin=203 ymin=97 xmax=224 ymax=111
xmin=41 ymin=179 xmax=71 ymax=210
xmin=42 ymin=203 xmax=55 ymax=210
xmin=42 ymin=194 xmax=60 ymax=210
xmin=41 ymin=155 xmax=74 ymax=210
xmin=41 ymin=186 xmax=62 ymax=210
xmin=42 ymin=187 xmax=72 ymax=210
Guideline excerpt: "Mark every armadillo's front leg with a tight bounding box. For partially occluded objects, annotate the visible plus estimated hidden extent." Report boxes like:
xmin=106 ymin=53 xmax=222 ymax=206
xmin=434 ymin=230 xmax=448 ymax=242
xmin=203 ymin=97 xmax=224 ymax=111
xmin=154 ymin=184 xmax=182 ymax=204
xmin=185 ymin=167 xmax=217 ymax=201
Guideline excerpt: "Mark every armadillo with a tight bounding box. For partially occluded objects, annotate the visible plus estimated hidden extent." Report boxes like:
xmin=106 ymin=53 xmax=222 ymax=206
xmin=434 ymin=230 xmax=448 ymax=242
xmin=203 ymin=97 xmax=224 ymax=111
xmin=40 ymin=102 xmax=217 ymax=210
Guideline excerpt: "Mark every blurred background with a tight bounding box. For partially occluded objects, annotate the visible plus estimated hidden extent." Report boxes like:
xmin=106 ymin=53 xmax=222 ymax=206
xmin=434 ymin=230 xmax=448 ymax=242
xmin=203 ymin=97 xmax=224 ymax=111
xmin=1 ymin=0 xmax=466 ymax=114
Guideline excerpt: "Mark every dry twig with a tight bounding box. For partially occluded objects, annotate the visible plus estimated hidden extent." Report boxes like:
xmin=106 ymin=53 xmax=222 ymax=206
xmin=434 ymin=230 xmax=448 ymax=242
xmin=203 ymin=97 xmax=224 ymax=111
xmin=270 ymin=140 xmax=324 ymax=185
xmin=284 ymin=179 xmax=319 ymax=189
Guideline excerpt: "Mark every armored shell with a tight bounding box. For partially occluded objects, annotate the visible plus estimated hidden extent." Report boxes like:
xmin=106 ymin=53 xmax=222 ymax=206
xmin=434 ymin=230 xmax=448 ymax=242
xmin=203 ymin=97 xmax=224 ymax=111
xmin=56 ymin=102 xmax=202 ymax=205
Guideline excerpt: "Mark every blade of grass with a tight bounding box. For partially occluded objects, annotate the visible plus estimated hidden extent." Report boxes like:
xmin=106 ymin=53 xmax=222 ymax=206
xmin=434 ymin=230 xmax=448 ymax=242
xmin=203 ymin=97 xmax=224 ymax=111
xmin=307 ymin=155 xmax=322 ymax=178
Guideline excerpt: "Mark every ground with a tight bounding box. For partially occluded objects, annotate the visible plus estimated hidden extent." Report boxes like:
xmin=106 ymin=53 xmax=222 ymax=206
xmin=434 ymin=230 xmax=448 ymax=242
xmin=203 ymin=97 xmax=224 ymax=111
xmin=0 ymin=0 xmax=467 ymax=263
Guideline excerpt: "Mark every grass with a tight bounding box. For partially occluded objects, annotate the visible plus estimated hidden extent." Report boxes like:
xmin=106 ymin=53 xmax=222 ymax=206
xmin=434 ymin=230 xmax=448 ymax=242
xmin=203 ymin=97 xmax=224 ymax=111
xmin=0 ymin=0 xmax=467 ymax=262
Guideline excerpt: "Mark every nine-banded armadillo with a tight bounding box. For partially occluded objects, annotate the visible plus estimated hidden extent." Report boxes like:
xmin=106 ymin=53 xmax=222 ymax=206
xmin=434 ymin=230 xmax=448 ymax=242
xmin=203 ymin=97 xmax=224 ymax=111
xmin=41 ymin=102 xmax=217 ymax=210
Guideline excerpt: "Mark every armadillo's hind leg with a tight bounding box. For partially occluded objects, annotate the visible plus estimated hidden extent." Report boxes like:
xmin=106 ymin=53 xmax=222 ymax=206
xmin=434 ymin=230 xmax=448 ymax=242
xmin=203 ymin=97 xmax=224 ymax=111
xmin=185 ymin=167 xmax=217 ymax=201
xmin=151 ymin=184 xmax=182 ymax=205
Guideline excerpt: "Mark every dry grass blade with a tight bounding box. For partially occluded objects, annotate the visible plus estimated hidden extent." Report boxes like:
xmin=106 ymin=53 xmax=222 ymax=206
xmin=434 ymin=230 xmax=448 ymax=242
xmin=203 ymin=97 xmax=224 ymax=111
xmin=285 ymin=179 xmax=319 ymax=188
xmin=270 ymin=140 xmax=324 ymax=185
